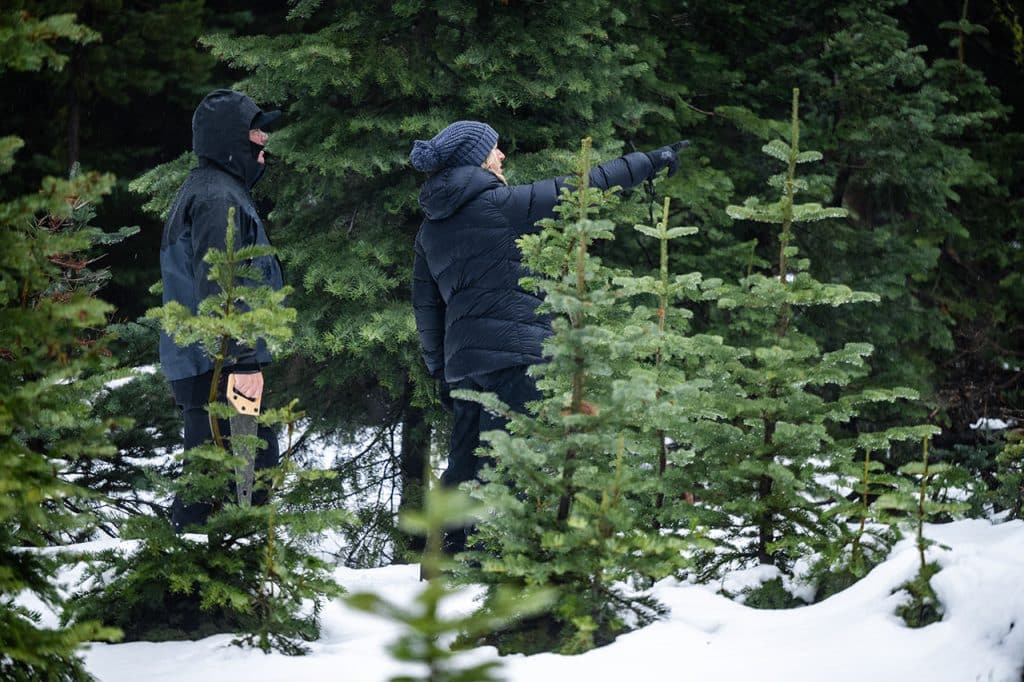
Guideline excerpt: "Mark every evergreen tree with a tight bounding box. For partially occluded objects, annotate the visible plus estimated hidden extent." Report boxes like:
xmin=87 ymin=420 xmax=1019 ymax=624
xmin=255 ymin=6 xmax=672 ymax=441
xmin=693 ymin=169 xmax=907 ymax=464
xmin=0 ymin=9 xmax=123 ymax=679
xmin=612 ymin=196 xmax=743 ymax=532
xmin=68 ymin=208 xmax=346 ymax=654
xmin=20 ymin=184 xmax=156 ymax=540
xmin=347 ymin=484 xmax=552 ymax=682
xmin=691 ymin=90 xmax=939 ymax=583
xmin=992 ymin=432 xmax=1024 ymax=519
xmin=813 ymin=442 xmax=908 ymax=595
xmin=459 ymin=140 xmax=691 ymax=655
xmin=879 ymin=437 xmax=970 ymax=627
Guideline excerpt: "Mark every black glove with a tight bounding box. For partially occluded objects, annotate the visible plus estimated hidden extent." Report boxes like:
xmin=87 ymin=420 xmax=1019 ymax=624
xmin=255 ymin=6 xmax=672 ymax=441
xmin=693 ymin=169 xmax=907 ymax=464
xmin=645 ymin=140 xmax=689 ymax=179
xmin=435 ymin=372 xmax=453 ymax=412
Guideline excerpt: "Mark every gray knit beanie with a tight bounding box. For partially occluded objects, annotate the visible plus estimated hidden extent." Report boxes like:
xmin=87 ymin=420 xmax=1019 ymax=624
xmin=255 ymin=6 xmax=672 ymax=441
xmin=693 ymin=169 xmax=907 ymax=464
xmin=409 ymin=121 xmax=499 ymax=172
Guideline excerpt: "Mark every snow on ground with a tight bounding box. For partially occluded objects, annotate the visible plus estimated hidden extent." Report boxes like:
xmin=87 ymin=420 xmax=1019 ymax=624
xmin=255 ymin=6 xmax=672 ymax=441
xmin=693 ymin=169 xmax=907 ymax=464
xmin=74 ymin=518 xmax=1024 ymax=682
xmin=102 ymin=364 xmax=158 ymax=391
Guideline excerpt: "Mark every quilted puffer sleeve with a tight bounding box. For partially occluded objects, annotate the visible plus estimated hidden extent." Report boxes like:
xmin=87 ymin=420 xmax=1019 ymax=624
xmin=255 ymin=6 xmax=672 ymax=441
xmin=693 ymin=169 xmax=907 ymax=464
xmin=496 ymin=151 xmax=655 ymax=235
xmin=190 ymin=197 xmax=262 ymax=367
xmin=412 ymin=234 xmax=446 ymax=377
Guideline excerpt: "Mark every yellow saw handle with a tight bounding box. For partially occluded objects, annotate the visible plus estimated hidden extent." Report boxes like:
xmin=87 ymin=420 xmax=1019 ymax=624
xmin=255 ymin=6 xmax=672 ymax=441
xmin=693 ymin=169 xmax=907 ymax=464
xmin=226 ymin=373 xmax=262 ymax=415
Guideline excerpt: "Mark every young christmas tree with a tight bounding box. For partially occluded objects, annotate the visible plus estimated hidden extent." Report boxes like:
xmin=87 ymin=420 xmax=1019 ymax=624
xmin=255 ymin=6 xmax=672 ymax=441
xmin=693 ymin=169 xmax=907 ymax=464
xmin=879 ymin=437 xmax=970 ymax=627
xmin=992 ymin=433 xmax=1024 ymax=519
xmin=611 ymin=196 xmax=746 ymax=532
xmin=690 ymin=90 xmax=940 ymax=591
xmin=347 ymin=482 xmax=553 ymax=682
xmin=451 ymin=140 xmax=693 ymax=655
xmin=67 ymin=209 xmax=346 ymax=654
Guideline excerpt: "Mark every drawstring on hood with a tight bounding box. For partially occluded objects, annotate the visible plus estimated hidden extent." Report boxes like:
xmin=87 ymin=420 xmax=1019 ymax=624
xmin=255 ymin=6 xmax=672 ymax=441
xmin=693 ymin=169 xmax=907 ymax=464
xmin=192 ymin=89 xmax=278 ymax=189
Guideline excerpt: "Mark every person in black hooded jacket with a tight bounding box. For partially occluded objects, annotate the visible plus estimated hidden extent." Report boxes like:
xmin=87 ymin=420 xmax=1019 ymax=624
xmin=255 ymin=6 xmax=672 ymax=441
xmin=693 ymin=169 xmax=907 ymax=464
xmin=410 ymin=120 xmax=686 ymax=552
xmin=159 ymin=89 xmax=285 ymax=532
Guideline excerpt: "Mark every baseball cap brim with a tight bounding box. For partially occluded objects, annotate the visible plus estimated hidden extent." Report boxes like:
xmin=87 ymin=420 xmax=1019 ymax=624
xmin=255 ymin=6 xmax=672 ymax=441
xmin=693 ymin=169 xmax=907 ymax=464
xmin=251 ymin=110 xmax=282 ymax=131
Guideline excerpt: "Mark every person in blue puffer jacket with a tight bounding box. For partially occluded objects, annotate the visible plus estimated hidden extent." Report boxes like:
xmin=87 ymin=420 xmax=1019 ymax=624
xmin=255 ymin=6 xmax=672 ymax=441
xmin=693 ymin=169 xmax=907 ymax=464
xmin=410 ymin=120 xmax=686 ymax=552
xmin=159 ymin=89 xmax=285 ymax=531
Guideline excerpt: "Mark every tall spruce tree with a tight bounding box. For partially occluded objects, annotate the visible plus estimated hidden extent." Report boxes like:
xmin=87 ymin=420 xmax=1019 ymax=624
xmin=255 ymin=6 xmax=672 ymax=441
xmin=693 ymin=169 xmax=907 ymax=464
xmin=0 ymin=9 xmax=124 ymax=679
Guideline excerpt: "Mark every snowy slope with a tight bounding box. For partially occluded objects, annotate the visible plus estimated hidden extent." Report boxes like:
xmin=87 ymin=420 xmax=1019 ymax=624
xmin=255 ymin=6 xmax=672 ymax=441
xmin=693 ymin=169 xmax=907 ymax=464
xmin=75 ymin=519 xmax=1024 ymax=682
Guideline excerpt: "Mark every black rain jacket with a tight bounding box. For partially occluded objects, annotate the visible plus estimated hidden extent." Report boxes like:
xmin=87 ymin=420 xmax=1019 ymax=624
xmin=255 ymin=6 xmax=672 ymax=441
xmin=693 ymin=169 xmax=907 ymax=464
xmin=412 ymin=152 xmax=654 ymax=383
xmin=159 ymin=90 xmax=284 ymax=381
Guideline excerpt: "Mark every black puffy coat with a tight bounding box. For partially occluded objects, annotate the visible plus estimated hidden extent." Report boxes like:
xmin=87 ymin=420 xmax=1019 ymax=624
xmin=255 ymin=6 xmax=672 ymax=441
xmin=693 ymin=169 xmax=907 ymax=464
xmin=412 ymin=152 xmax=655 ymax=383
xmin=159 ymin=90 xmax=284 ymax=381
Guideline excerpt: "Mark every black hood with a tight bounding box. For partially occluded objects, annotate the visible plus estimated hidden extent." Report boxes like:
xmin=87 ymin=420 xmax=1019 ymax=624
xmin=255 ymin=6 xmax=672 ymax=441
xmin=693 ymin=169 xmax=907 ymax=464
xmin=192 ymin=89 xmax=266 ymax=189
xmin=418 ymin=166 xmax=504 ymax=221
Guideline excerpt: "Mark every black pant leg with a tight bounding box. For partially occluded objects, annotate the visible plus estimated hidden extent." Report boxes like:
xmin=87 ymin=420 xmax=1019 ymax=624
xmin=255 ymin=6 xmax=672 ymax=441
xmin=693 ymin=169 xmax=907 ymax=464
xmin=168 ymin=371 xmax=281 ymax=530
xmin=169 ymin=372 xmax=217 ymax=531
xmin=438 ymin=365 xmax=540 ymax=554
xmin=441 ymin=383 xmax=483 ymax=488
xmin=441 ymin=365 xmax=540 ymax=488
xmin=479 ymin=365 xmax=541 ymax=417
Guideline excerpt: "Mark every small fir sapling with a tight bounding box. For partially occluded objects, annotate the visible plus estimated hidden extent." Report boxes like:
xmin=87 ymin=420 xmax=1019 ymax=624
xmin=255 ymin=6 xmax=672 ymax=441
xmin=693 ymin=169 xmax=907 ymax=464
xmin=697 ymin=88 xmax=940 ymax=593
xmin=992 ymin=433 xmax=1024 ymax=519
xmin=877 ymin=437 xmax=969 ymax=628
xmin=612 ymin=196 xmax=742 ymax=533
xmin=68 ymin=209 xmax=347 ymax=654
xmin=346 ymin=484 xmax=554 ymax=682
xmin=459 ymin=139 xmax=690 ymax=655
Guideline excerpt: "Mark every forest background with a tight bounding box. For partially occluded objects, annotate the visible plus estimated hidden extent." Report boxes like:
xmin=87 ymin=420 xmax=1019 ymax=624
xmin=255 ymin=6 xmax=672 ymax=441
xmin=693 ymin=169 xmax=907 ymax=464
xmin=4 ymin=0 xmax=1023 ymax=558
xmin=3 ymin=0 xmax=1023 ymax=615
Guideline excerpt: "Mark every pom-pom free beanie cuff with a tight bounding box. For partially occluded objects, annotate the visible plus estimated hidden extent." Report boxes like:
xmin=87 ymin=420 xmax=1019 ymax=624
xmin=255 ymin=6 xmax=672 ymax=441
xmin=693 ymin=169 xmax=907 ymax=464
xmin=409 ymin=121 xmax=498 ymax=172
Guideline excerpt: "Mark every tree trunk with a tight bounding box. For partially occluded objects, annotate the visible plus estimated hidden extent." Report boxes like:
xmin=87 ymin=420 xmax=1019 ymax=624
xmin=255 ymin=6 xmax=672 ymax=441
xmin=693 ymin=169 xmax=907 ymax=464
xmin=67 ymin=51 xmax=82 ymax=174
xmin=757 ymin=419 xmax=776 ymax=565
xmin=395 ymin=383 xmax=428 ymax=560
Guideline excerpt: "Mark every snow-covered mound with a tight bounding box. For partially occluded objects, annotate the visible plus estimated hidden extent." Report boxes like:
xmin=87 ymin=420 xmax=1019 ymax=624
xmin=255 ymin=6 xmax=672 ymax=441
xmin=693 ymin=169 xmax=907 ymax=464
xmin=77 ymin=519 xmax=1024 ymax=682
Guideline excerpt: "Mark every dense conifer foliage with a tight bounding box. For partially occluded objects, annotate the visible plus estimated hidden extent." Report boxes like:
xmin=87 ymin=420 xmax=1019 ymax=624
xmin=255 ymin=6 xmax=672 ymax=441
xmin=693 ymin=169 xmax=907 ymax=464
xmin=0 ymin=10 xmax=126 ymax=679
xmin=457 ymin=141 xmax=694 ymax=654
xmin=4 ymin=1 xmax=1022 ymax=671
xmin=68 ymin=209 xmax=347 ymax=654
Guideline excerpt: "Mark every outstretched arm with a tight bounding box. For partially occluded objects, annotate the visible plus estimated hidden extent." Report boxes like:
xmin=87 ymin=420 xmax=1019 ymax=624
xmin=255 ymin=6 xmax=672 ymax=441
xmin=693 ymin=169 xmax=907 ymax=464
xmin=497 ymin=150 xmax=662 ymax=236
